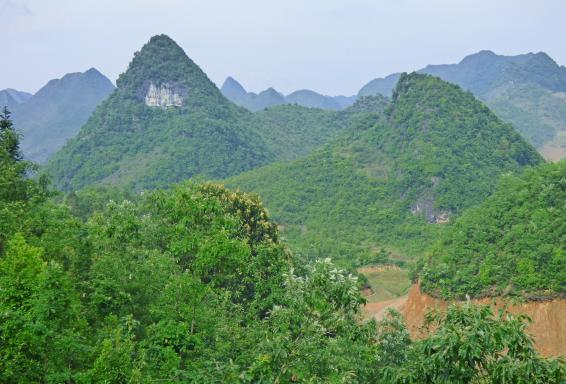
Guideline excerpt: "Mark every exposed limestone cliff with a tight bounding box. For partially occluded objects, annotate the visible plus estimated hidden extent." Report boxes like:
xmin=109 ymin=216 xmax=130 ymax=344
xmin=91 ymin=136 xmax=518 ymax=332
xmin=145 ymin=82 xmax=183 ymax=107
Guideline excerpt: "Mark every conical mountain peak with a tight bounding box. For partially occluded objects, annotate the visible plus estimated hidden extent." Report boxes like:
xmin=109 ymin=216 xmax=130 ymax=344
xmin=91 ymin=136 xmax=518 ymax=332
xmin=115 ymin=34 xmax=224 ymax=107
xmin=221 ymin=76 xmax=247 ymax=99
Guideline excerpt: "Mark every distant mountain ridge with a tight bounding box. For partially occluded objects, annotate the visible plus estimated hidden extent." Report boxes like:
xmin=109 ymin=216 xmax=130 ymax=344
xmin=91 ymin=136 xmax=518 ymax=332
xmin=359 ymin=51 xmax=566 ymax=98
xmin=358 ymin=50 xmax=566 ymax=159
xmin=0 ymin=88 xmax=32 ymax=109
xmin=10 ymin=68 xmax=115 ymax=163
xmin=220 ymin=77 xmax=356 ymax=111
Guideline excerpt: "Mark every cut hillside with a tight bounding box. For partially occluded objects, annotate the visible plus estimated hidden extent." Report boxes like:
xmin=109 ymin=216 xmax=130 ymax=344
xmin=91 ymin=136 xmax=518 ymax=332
xmin=227 ymin=73 xmax=543 ymax=266
xmin=419 ymin=160 xmax=566 ymax=300
xmin=10 ymin=69 xmax=114 ymax=163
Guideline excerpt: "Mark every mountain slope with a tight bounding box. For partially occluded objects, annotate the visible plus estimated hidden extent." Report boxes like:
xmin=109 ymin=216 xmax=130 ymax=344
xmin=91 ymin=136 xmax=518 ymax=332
xmin=227 ymin=73 xmax=543 ymax=265
xmin=358 ymin=73 xmax=401 ymax=98
xmin=45 ymin=35 xmax=278 ymax=191
xmin=11 ymin=69 xmax=115 ymax=163
xmin=249 ymin=95 xmax=388 ymax=161
xmin=358 ymin=51 xmax=566 ymax=159
xmin=420 ymin=160 xmax=566 ymax=299
xmin=0 ymin=88 xmax=32 ymax=109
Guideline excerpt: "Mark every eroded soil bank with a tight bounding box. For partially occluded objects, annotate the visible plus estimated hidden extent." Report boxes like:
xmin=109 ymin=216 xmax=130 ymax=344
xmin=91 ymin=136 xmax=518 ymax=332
xmin=400 ymin=283 xmax=566 ymax=357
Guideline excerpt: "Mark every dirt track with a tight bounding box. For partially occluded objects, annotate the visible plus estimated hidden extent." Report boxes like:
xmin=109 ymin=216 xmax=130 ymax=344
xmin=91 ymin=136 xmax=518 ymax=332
xmin=364 ymin=296 xmax=407 ymax=321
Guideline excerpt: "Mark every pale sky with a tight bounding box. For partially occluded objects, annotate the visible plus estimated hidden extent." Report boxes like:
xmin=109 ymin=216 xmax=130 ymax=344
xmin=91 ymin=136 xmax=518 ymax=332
xmin=2 ymin=0 xmax=565 ymax=96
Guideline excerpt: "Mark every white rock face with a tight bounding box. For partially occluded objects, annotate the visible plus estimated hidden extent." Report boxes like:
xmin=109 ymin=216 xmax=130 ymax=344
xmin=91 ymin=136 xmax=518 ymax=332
xmin=145 ymin=83 xmax=183 ymax=107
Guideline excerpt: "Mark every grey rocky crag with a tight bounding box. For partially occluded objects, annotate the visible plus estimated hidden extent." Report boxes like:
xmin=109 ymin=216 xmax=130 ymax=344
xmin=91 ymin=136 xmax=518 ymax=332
xmin=145 ymin=82 xmax=184 ymax=107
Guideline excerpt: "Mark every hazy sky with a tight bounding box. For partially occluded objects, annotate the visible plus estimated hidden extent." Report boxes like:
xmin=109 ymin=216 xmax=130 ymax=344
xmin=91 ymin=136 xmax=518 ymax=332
xmin=2 ymin=0 xmax=565 ymax=96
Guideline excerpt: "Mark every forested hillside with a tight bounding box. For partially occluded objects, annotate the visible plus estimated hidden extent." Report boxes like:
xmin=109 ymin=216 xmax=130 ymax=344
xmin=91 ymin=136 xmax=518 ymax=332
xmin=1 ymin=107 xmax=563 ymax=383
xmin=227 ymin=73 xmax=543 ymax=265
xmin=45 ymin=35 xmax=273 ymax=191
xmin=250 ymin=95 xmax=388 ymax=161
xmin=419 ymin=160 xmax=566 ymax=299
xmin=359 ymin=51 xmax=566 ymax=159
xmin=45 ymin=35 xmax=373 ymax=192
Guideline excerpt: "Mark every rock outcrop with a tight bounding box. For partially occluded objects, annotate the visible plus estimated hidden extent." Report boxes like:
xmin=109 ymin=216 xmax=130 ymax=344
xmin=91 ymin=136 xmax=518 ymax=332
xmin=145 ymin=82 xmax=184 ymax=107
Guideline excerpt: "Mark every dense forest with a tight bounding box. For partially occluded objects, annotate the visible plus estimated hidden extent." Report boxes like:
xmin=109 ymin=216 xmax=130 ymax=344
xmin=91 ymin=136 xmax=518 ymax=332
xmin=1 ymin=106 xmax=564 ymax=382
xmin=45 ymin=35 xmax=379 ymax=192
xmin=2 ymin=30 xmax=566 ymax=382
xmin=419 ymin=161 xmax=566 ymax=299
xmin=227 ymin=73 xmax=543 ymax=266
xmin=359 ymin=50 xmax=566 ymax=158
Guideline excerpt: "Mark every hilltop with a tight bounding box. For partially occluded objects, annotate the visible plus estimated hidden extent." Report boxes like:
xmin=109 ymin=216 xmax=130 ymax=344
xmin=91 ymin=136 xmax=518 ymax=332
xmin=45 ymin=35 xmax=278 ymax=191
xmin=0 ymin=88 xmax=32 ymax=110
xmin=359 ymin=51 xmax=566 ymax=159
xmin=46 ymin=35 xmax=370 ymax=191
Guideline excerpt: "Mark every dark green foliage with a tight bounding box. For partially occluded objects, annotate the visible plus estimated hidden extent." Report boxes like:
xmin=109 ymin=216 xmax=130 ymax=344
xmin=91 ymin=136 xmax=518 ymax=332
xmin=0 ymin=108 xmax=49 ymax=251
xmin=0 ymin=107 xmax=22 ymax=161
xmin=359 ymin=51 xmax=566 ymax=154
xmin=0 ymin=136 xmax=562 ymax=381
xmin=420 ymin=161 xmax=566 ymax=299
xmin=45 ymin=35 xmax=376 ymax=192
xmin=0 ymin=176 xmax=379 ymax=382
xmin=227 ymin=74 xmax=542 ymax=266
xmin=381 ymin=305 xmax=565 ymax=383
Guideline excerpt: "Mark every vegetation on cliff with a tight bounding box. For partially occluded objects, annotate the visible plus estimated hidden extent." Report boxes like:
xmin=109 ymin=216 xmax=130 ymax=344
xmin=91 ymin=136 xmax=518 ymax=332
xmin=420 ymin=160 xmax=566 ymax=299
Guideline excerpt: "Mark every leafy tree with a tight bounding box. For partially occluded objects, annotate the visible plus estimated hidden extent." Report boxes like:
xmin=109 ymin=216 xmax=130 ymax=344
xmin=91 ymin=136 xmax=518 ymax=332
xmin=0 ymin=175 xmax=562 ymax=381
xmin=0 ymin=106 xmax=37 ymax=203
xmin=420 ymin=161 xmax=566 ymax=298
xmin=0 ymin=234 xmax=87 ymax=383
xmin=239 ymin=259 xmax=380 ymax=383
xmin=0 ymin=106 xmax=21 ymax=161
xmin=384 ymin=304 xmax=565 ymax=383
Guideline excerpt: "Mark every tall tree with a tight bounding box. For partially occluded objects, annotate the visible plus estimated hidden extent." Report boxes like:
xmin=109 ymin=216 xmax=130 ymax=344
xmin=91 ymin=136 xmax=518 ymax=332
xmin=0 ymin=106 xmax=22 ymax=162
